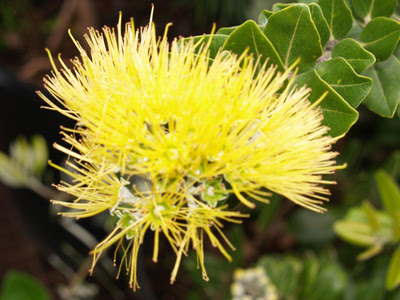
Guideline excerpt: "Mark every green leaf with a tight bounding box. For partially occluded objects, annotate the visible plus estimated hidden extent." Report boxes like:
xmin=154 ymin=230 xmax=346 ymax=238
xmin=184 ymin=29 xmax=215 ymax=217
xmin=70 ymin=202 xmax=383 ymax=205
xmin=222 ymin=20 xmax=285 ymax=72
xmin=10 ymin=136 xmax=31 ymax=171
xmin=216 ymin=26 xmax=238 ymax=35
xmin=345 ymin=206 xmax=394 ymax=229
xmin=272 ymin=3 xmax=291 ymax=12
xmin=264 ymin=4 xmax=322 ymax=72
xmin=318 ymin=0 xmax=353 ymax=39
xmin=217 ymin=24 xmax=266 ymax=36
xmin=258 ymin=9 xmax=273 ymax=25
xmin=298 ymin=258 xmax=320 ymax=298
xmin=31 ymin=135 xmax=48 ymax=176
xmin=309 ymin=3 xmax=331 ymax=47
xmin=345 ymin=21 xmax=364 ymax=39
xmin=386 ymin=246 xmax=400 ymax=290
xmin=362 ymin=201 xmax=381 ymax=230
xmin=0 ymin=152 xmax=28 ymax=187
xmin=363 ymin=55 xmax=400 ymax=117
xmin=331 ymin=38 xmax=376 ymax=73
xmin=375 ymin=169 xmax=400 ymax=216
xmin=393 ymin=211 xmax=400 ymax=242
xmin=294 ymin=70 xmax=358 ymax=137
xmin=186 ymin=34 xmax=229 ymax=59
xmin=352 ymin=0 xmax=397 ymax=19
xmin=258 ymin=256 xmax=302 ymax=298
xmin=333 ymin=220 xmax=376 ymax=246
xmin=0 ymin=270 xmax=50 ymax=300
xmin=305 ymin=263 xmax=347 ymax=300
xmin=360 ymin=17 xmax=400 ymax=61
xmin=357 ymin=243 xmax=384 ymax=260
xmin=315 ymin=57 xmax=372 ymax=108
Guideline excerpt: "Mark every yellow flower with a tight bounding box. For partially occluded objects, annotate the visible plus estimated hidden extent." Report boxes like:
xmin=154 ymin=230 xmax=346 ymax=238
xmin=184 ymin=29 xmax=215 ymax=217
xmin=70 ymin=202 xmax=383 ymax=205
xmin=38 ymin=9 xmax=343 ymax=290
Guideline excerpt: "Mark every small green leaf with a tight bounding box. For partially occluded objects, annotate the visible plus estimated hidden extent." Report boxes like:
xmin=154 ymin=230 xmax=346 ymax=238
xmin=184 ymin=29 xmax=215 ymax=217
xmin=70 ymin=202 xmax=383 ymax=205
xmin=258 ymin=9 xmax=273 ymax=25
xmin=294 ymin=70 xmax=358 ymax=137
xmin=352 ymin=0 xmax=397 ymax=19
xmin=360 ymin=17 xmax=400 ymax=61
xmin=318 ymin=0 xmax=353 ymax=39
xmin=386 ymin=246 xmax=400 ymax=290
xmin=357 ymin=243 xmax=384 ymax=260
xmin=201 ymin=177 xmax=229 ymax=207
xmin=331 ymin=38 xmax=376 ymax=73
xmin=315 ymin=57 xmax=372 ymax=108
xmin=333 ymin=220 xmax=376 ymax=246
xmin=375 ymin=169 xmax=400 ymax=216
xmin=362 ymin=201 xmax=381 ymax=230
xmin=309 ymin=3 xmax=331 ymax=47
xmin=264 ymin=4 xmax=322 ymax=72
xmin=10 ymin=136 xmax=31 ymax=171
xmin=0 ymin=152 xmax=28 ymax=187
xmin=222 ymin=20 xmax=285 ymax=72
xmin=31 ymin=135 xmax=48 ymax=176
xmin=0 ymin=270 xmax=50 ymax=300
xmin=363 ymin=55 xmax=400 ymax=117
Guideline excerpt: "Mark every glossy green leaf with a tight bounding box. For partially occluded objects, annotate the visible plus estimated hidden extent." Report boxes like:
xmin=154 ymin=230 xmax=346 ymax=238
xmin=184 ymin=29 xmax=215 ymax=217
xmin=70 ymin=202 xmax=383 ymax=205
xmin=318 ymin=0 xmax=353 ymax=39
xmin=386 ymin=246 xmax=400 ymax=290
xmin=363 ymin=55 xmax=400 ymax=117
xmin=258 ymin=9 xmax=273 ymax=25
xmin=222 ymin=20 xmax=285 ymax=72
xmin=309 ymin=3 xmax=331 ymax=47
xmin=264 ymin=4 xmax=322 ymax=72
xmin=294 ymin=70 xmax=358 ymax=137
xmin=217 ymin=24 xmax=266 ymax=36
xmin=360 ymin=17 xmax=400 ymax=61
xmin=187 ymin=34 xmax=229 ymax=59
xmin=331 ymin=38 xmax=376 ymax=73
xmin=352 ymin=0 xmax=397 ymax=19
xmin=272 ymin=3 xmax=291 ymax=12
xmin=216 ymin=26 xmax=238 ymax=35
xmin=315 ymin=57 xmax=372 ymax=108
xmin=375 ymin=169 xmax=400 ymax=216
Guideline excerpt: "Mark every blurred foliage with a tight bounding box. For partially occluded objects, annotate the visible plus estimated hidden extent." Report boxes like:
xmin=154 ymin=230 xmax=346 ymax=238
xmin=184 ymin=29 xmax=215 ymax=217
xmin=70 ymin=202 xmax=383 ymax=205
xmin=335 ymin=170 xmax=400 ymax=291
xmin=0 ymin=135 xmax=48 ymax=188
xmin=0 ymin=270 xmax=50 ymax=300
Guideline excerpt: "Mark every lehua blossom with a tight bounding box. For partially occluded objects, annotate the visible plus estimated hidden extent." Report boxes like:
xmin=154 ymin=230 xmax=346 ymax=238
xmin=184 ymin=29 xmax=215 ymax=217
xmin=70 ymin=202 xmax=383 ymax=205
xmin=38 ymin=10 xmax=343 ymax=290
